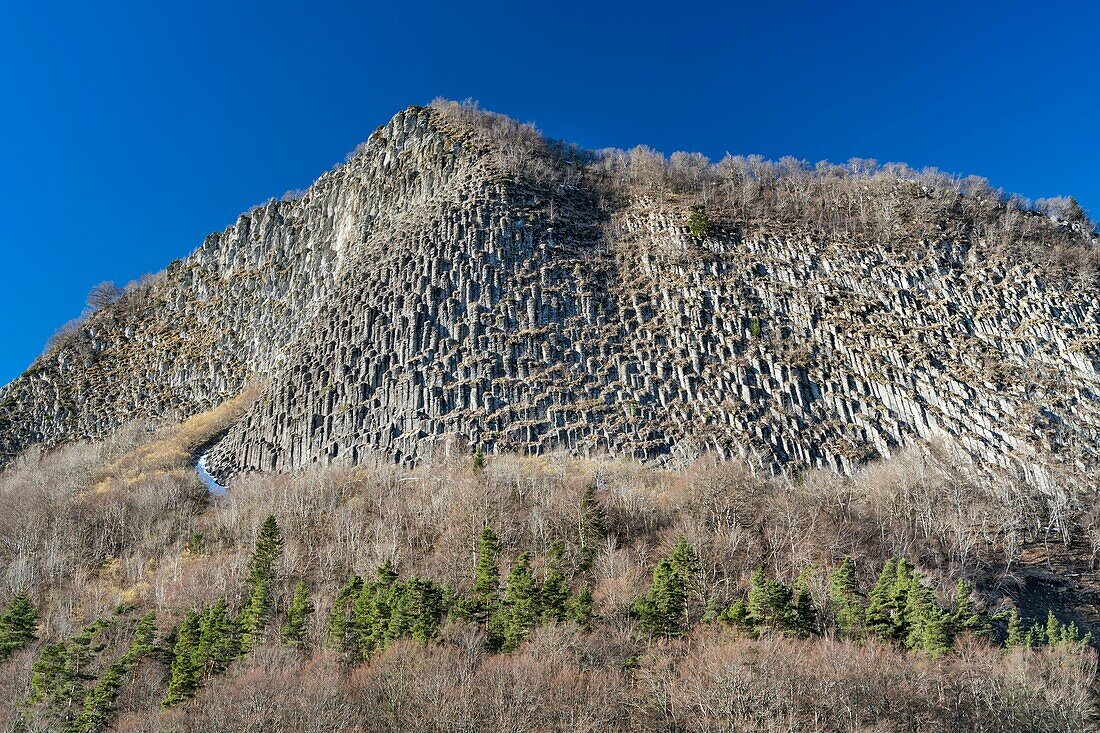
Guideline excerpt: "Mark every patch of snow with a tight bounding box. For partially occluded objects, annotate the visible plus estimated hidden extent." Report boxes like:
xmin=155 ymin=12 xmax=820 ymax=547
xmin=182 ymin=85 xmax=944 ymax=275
xmin=196 ymin=454 xmax=226 ymax=496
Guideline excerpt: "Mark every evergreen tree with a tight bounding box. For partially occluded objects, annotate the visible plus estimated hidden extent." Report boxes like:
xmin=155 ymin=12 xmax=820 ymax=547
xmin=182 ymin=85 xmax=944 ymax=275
xmin=789 ymin=571 xmax=818 ymax=637
xmin=687 ymin=203 xmax=711 ymax=238
xmin=495 ymin=553 xmax=541 ymax=651
xmin=1005 ymin=608 xmax=1034 ymax=649
xmin=400 ymin=578 xmax=447 ymax=643
xmin=746 ymin=567 xmax=769 ymax=628
xmin=240 ymin=515 xmax=284 ymax=651
xmin=746 ymin=568 xmax=795 ymax=633
xmin=634 ymin=539 xmax=696 ymax=637
xmin=716 ymin=599 xmax=749 ymax=628
xmin=472 ymin=448 xmax=487 ymax=473
xmin=828 ymin=558 xmax=863 ymax=637
xmin=540 ymin=543 xmax=571 ymax=623
xmin=282 ymin=581 xmax=314 ymax=646
xmin=565 ymin=587 xmax=595 ymax=631
xmin=635 ymin=559 xmax=683 ymax=637
xmin=921 ymin=607 xmax=952 ymax=657
xmin=903 ymin=572 xmax=938 ymax=651
xmin=577 ymin=482 xmax=608 ymax=571
xmin=469 ymin=528 xmax=502 ymax=622
xmin=164 ymin=612 xmax=202 ymax=706
xmin=0 ymin=593 xmax=38 ymax=661
xmin=327 ymin=575 xmax=363 ymax=650
xmin=196 ymin=600 xmax=239 ymax=676
xmin=951 ymin=579 xmax=986 ymax=638
xmin=28 ymin=643 xmax=70 ymax=708
xmin=351 ymin=565 xmax=397 ymax=658
xmin=70 ymin=613 xmax=157 ymax=733
xmin=1043 ymin=611 xmax=1092 ymax=648
xmin=865 ymin=558 xmax=899 ymax=641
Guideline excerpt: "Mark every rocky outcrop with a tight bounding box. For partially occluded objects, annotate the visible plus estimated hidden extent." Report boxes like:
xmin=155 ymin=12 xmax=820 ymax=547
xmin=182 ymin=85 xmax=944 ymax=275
xmin=3 ymin=105 xmax=1098 ymax=487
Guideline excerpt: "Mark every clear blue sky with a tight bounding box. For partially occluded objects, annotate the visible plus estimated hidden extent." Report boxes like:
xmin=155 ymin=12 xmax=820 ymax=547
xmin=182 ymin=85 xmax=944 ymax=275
xmin=1 ymin=1 xmax=1097 ymax=385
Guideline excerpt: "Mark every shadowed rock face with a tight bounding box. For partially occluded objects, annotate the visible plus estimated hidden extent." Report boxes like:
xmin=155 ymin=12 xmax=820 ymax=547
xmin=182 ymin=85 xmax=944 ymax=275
xmin=3 ymin=106 xmax=1098 ymax=485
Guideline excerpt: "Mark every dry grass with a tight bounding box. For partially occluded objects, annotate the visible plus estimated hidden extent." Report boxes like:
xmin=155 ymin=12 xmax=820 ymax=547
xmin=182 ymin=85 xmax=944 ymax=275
xmin=93 ymin=386 xmax=260 ymax=491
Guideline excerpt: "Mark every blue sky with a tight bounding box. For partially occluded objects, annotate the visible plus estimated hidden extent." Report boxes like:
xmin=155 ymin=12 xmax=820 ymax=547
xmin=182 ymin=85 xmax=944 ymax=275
xmin=1 ymin=1 xmax=1097 ymax=385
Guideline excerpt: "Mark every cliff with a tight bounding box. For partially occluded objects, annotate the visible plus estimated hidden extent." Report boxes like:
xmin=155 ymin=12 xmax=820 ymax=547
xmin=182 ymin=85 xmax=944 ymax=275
xmin=2 ymin=104 xmax=1098 ymax=489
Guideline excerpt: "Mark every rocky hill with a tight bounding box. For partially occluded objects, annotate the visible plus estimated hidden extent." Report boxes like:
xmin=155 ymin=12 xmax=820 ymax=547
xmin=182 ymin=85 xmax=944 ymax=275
xmin=2 ymin=102 xmax=1098 ymax=490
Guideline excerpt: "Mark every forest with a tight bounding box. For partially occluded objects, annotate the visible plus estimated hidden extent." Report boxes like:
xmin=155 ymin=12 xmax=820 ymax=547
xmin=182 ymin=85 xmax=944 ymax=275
xmin=0 ymin=403 xmax=1095 ymax=731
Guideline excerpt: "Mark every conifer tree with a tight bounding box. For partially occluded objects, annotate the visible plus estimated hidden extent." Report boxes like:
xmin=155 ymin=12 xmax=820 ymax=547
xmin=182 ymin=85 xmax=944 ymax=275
xmin=635 ymin=559 xmax=683 ymax=637
xmin=1042 ymin=611 xmax=1092 ymax=648
xmin=717 ymin=599 xmax=749 ymax=628
xmin=400 ymin=578 xmax=446 ymax=643
xmin=327 ymin=575 xmax=363 ymax=650
xmin=789 ymin=571 xmax=817 ymax=637
xmin=921 ymin=607 xmax=952 ymax=657
xmin=746 ymin=568 xmax=795 ymax=633
xmin=470 ymin=528 xmax=502 ymax=622
xmin=891 ymin=560 xmax=914 ymax=613
xmin=196 ymin=600 xmax=239 ymax=676
xmin=634 ymin=539 xmax=696 ymax=637
xmin=240 ymin=515 xmax=284 ymax=651
xmin=28 ymin=643 xmax=70 ymax=708
xmin=577 ymin=482 xmax=608 ymax=570
xmin=540 ymin=542 xmax=571 ymax=623
xmin=951 ymin=579 xmax=986 ymax=638
xmin=1005 ymin=608 xmax=1033 ymax=649
xmin=351 ymin=566 xmax=396 ymax=658
xmin=865 ymin=558 xmax=898 ymax=641
xmin=565 ymin=587 xmax=595 ymax=631
xmin=495 ymin=553 xmax=541 ymax=651
xmin=164 ymin=612 xmax=202 ymax=706
xmin=828 ymin=558 xmax=863 ymax=637
xmin=0 ymin=593 xmax=38 ymax=661
xmin=282 ymin=581 xmax=314 ymax=646
xmin=70 ymin=612 xmax=157 ymax=733
xmin=746 ymin=567 xmax=770 ymax=628
xmin=903 ymin=572 xmax=937 ymax=651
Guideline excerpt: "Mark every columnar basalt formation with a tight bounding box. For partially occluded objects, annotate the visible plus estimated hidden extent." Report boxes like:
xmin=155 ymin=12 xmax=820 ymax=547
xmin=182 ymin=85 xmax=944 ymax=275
xmin=2 ymin=106 xmax=1097 ymax=487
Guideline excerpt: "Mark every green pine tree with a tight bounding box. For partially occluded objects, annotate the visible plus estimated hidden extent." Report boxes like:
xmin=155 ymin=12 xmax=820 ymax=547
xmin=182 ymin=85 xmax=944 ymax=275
xmin=922 ymin=607 xmax=952 ymax=657
xmin=351 ymin=566 xmax=397 ymax=658
xmin=717 ymin=599 xmax=750 ymax=628
xmin=828 ymin=558 xmax=863 ymax=637
xmin=903 ymin=572 xmax=937 ymax=651
xmin=327 ymin=575 xmax=363 ymax=651
xmin=0 ymin=593 xmax=38 ymax=661
xmin=470 ymin=528 xmax=502 ymax=622
xmin=282 ymin=581 xmax=314 ymax=646
xmin=687 ymin=203 xmax=711 ymax=238
xmin=401 ymin=578 xmax=447 ymax=643
xmin=540 ymin=543 xmax=571 ymax=623
xmin=864 ymin=558 xmax=898 ymax=641
xmin=239 ymin=515 xmax=284 ymax=651
xmin=70 ymin=612 xmax=157 ymax=733
xmin=164 ymin=612 xmax=202 ymax=706
xmin=495 ymin=553 xmax=541 ymax=651
xmin=635 ymin=539 xmax=696 ymax=638
xmin=196 ymin=600 xmax=239 ymax=676
xmin=951 ymin=579 xmax=986 ymax=639
xmin=565 ymin=587 xmax=595 ymax=631
xmin=28 ymin=643 xmax=70 ymax=708
xmin=577 ymin=482 xmax=608 ymax=571
xmin=746 ymin=568 xmax=795 ymax=633
xmin=789 ymin=571 xmax=818 ymax=637
xmin=472 ymin=449 xmax=487 ymax=473
xmin=1005 ymin=607 xmax=1029 ymax=649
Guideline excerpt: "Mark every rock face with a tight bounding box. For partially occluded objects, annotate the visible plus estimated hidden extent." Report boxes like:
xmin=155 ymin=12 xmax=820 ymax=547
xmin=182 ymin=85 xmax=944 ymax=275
xmin=2 ymin=105 xmax=1098 ymax=485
